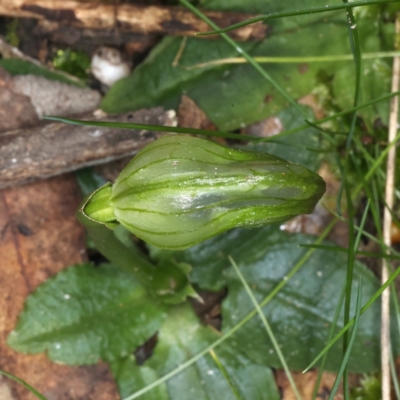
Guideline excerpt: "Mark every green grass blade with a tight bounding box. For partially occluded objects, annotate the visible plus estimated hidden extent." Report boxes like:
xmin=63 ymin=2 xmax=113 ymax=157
xmin=311 ymin=285 xmax=346 ymax=400
xmin=353 ymin=200 xmax=371 ymax=253
xmin=44 ymin=91 xmax=400 ymax=145
xmin=335 ymin=153 xmax=346 ymax=217
xmin=185 ymin=51 xmax=400 ymax=69
xmin=344 ymin=6 xmax=362 ymax=149
xmin=0 ymin=370 xmax=47 ymax=400
xmin=327 ymin=279 xmax=363 ymax=400
xmin=43 ymin=116 xmax=260 ymax=142
xmin=341 ymin=177 xmax=358 ymax=398
xmin=229 ymin=256 xmax=303 ymax=400
xmin=209 ymin=349 xmax=242 ymax=400
xmin=337 ymin=4 xmax=362 ymax=219
xmin=372 ymin=178 xmax=385 ymax=242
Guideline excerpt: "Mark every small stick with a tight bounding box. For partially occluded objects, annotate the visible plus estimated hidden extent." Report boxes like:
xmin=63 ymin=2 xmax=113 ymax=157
xmin=381 ymin=15 xmax=400 ymax=400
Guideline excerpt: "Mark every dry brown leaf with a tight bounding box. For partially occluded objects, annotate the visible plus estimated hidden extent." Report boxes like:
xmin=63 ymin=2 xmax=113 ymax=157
xmin=0 ymin=175 xmax=119 ymax=400
xmin=276 ymin=369 xmax=341 ymax=400
xmin=178 ymin=95 xmax=217 ymax=132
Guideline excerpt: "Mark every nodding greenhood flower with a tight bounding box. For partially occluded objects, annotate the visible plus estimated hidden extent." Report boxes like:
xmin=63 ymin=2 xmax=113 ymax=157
xmin=83 ymin=135 xmax=326 ymax=250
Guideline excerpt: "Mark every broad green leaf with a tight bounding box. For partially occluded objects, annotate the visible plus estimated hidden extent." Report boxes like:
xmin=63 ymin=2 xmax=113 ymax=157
xmin=191 ymin=18 xmax=346 ymax=131
xmin=102 ymin=6 xmax=398 ymax=132
xmin=220 ymin=229 xmax=396 ymax=373
xmin=150 ymin=224 xmax=398 ymax=372
xmin=101 ymin=17 xmax=349 ymax=132
xmin=112 ymin=304 xmax=280 ymax=400
xmin=100 ymin=36 xmax=256 ymax=121
xmin=0 ymin=59 xmax=86 ymax=87
xmin=7 ymin=263 xmax=167 ymax=365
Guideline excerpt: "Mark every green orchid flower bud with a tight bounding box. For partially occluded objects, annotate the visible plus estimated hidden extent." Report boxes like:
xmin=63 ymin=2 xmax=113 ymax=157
xmin=84 ymin=135 xmax=325 ymax=250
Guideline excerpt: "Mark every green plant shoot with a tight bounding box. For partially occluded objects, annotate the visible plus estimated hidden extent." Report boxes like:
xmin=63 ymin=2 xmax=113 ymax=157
xmin=83 ymin=135 xmax=326 ymax=249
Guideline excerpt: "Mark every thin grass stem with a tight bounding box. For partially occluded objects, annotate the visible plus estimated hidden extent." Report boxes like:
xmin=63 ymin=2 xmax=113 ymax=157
xmin=229 ymin=256 xmax=303 ymax=400
xmin=327 ymin=280 xmax=362 ymax=400
xmin=43 ymin=91 xmax=400 ymax=145
xmin=0 ymin=370 xmax=47 ymax=400
xmin=183 ymin=51 xmax=400 ymax=70
xmin=209 ymin=349 xmax=242 ymax=400
xmin=311 ymin=285 xmax=346 ymax=400
xmin=336 ymin=2 xmax=362 ymax=223
xmin=43 ymin=116 xmax=260 ymax=142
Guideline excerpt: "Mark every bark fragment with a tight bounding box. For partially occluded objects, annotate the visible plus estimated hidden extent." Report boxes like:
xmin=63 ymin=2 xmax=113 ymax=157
xmin=0 ymin=1 xmax=269 ymax=41
xmin=0 ymin=108 xmax=177 ymax=189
